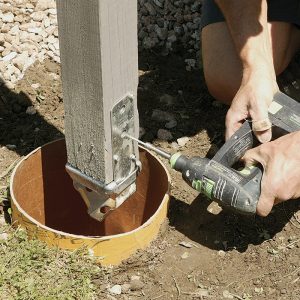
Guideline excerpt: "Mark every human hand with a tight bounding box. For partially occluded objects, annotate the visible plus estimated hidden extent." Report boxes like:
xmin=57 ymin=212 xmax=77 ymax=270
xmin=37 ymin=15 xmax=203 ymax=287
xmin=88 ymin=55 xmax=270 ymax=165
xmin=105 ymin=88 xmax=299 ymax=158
xmin=242 ymin=131 xmax=300 ymax=216
xmin=225 ymin=69 xmax=279 ymax=143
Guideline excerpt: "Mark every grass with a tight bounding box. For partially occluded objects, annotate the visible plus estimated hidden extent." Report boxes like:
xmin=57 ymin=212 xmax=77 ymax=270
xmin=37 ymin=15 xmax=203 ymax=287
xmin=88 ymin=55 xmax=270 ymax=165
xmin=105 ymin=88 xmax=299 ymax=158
xmin=0 ymin=224 xmax=107 ymax=300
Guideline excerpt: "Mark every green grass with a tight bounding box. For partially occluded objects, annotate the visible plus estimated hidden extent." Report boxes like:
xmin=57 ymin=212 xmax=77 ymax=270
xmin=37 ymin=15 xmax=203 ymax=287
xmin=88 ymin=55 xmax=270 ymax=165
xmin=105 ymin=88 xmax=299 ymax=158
xmin=0 ymin=225 xmax=106 ymax=300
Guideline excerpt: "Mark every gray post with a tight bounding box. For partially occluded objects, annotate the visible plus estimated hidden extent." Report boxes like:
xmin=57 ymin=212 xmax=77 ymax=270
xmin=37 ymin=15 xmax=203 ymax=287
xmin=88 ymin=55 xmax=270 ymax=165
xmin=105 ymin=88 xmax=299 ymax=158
xmin=56 ymin=0 xmax=139 ymax=221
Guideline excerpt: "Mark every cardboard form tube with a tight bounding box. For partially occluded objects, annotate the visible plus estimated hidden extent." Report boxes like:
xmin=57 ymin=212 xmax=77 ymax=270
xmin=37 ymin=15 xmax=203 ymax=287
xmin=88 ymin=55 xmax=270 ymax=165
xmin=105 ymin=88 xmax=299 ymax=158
xmin=10 ymin=139 xmax=170 ymax=265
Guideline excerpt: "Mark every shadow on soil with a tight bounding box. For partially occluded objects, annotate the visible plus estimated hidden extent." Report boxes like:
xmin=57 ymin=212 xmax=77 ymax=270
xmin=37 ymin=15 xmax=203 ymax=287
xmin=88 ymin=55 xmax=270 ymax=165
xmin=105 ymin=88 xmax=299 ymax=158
xmin=169 ymin=195 xmax=300 ymax=252
xmin=138 ymin=50 xmax=227 ymax=148
xmin=0 ymin=77 xmax=63 ymax=156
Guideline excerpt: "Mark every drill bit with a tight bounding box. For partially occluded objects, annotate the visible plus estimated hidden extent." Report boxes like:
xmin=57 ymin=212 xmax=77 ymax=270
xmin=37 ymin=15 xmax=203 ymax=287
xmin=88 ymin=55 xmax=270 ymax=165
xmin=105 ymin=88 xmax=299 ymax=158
xmin=122 ymin=133 xmax=171 ymax=160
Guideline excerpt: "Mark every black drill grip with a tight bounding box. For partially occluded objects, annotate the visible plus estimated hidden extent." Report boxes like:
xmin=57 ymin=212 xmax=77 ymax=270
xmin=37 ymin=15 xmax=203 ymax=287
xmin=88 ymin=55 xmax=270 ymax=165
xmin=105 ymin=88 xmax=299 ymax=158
xmin=174 ymin=155 xmax=262 ymax=214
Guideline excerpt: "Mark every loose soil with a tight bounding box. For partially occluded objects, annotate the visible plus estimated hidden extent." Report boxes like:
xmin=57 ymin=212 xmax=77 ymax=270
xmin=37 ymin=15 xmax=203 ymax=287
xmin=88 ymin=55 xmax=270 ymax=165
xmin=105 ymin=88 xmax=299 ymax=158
xmin=0 ymin=50 xmax=299 ymax=300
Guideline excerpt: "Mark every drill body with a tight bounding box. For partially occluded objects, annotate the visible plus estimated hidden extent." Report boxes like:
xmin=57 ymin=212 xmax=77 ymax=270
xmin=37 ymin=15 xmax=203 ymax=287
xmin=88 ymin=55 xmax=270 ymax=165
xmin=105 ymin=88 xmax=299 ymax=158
xmin=171 ymin=154 xmax=262 ymax=214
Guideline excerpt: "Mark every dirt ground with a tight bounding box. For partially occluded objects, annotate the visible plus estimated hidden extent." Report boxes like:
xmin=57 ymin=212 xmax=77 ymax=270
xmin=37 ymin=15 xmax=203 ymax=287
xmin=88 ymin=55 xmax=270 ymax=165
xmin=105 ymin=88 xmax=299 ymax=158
xmin=0 ymin=50 xmax=299 ymax=300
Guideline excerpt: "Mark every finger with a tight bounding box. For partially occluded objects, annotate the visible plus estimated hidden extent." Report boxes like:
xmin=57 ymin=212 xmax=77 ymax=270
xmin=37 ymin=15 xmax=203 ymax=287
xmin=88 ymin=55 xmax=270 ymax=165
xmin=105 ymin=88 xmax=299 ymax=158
xmin=242 ymin=147 xmax=266 ymax=168
xmin=225 ymin=109 xmax=245 ymax=141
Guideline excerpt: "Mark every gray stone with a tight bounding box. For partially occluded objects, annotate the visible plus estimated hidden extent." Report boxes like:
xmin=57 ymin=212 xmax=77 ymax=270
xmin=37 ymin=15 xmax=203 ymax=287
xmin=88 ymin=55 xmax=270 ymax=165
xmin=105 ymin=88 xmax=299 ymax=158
xmin=26 ymin=106 xmax=37 ymax=115
xmin=157 ymin=129 xmax=173 ymax=141
xmin=165 ymin=119 xmax=177 ymax=129
xmin=152 ymin=109 xmax=175 ymax=122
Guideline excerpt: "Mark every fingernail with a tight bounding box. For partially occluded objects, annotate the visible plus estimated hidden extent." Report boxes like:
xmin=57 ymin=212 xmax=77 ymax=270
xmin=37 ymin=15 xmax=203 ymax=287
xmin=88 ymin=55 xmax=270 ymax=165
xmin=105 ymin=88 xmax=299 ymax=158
xmin=257 ymin=130 xmax=271 ymax=143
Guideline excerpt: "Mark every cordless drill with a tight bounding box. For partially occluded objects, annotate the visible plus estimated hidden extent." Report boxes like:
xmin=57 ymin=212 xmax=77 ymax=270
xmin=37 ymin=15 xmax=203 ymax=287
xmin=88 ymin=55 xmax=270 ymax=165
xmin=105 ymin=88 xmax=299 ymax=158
xmin=125 ymin=92 xmax=300 ymax=215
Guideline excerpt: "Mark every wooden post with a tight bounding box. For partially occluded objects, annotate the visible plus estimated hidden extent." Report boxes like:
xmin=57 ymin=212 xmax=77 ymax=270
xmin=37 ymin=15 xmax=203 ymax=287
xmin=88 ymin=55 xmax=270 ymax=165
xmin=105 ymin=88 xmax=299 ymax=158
xmin=56 ymin=0 xmax=139 ymax=186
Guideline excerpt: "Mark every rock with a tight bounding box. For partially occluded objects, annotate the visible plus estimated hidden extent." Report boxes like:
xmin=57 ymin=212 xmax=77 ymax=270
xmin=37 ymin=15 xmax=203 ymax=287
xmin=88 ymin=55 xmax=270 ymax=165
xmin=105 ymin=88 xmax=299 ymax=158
xmin=139 ymin=127 xmax=146 ymax=138
xmin=144 ymin=2 xmax=156 ymax=16
xmin=223 ymin=290 xmax=234 ymax=299
xmin=31 ymin=83 xmax=40 ymax=89
xmin=0 ymin=233 xmax=8 ymax=240
xmin=26 ymin=106 xmax=37 ymax=115
xmin=165 ymin=119 xmax=177 ymax=129
xmin=108 ymin=285 xmax=122 ymax=295
xmin=31 ymin=11 xmax=46 ymax=22
xmin=48 ymin=9 xmax=57 ymax=15
xmin=181 ymin=252 xmax=189 ymax=259
xmin=159 ymin=94 xmax=175 ymax=106
xmin=198 ymin=289 xmax=209 ymax=297
xmin=12 ymin=52 xmax=29 ymax=72
xmin=1 ymin=12 xmax=14 ymax=23
xmin=35 ymin=0 xmax=56 ymax=11
xmin=151 ymin=109 xmax=175 ymax=122
xmin=177 ymin=137 xmax=189 ymax=147
xmin=130 ymin=275 xmax=140 ymax=281
xmin=9 ymin=25 xmax=19 ymax=36
xmin=218 ymin=250 xmax=226 ymax=257
xmin=157 ymin=129 xmax=173 ymax=141
xmin=171 ymin=142 xmax=179 ymax=150
xmin=179 ymin=241 xmax=193 ymax=248
xmin=6 ymin=144 xmax=17 ymax=150
xmin=121 ymin=283 xmax=131 ymax=293
xmin=130 ymin=279 xmax=144 ymax=291
xmin=2 ymin=51 xmax=17 ymax=62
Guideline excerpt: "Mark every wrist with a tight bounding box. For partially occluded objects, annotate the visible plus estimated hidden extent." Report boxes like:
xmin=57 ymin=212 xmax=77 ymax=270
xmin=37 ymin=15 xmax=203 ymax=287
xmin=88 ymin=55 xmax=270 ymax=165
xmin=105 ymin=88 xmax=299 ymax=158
xmin=241 ymin=58 xmax=277 ymax=89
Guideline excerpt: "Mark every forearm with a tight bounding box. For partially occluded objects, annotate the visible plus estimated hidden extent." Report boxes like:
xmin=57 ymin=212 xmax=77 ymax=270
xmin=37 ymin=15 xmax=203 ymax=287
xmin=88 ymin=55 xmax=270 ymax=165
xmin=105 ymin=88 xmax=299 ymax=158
xmin=215 ymin=0 xmax=275 ymax=78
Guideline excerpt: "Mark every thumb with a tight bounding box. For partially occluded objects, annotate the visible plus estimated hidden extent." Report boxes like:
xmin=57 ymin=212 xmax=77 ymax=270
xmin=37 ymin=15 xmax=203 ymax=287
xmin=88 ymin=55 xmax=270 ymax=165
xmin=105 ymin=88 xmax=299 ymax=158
xmin=256 ymin=181 xmax=275 ymax=217
xmin=250 ymin=105 xmax=272 ymax=144
xmin=243 ymin=149 xmax=274 ymax=216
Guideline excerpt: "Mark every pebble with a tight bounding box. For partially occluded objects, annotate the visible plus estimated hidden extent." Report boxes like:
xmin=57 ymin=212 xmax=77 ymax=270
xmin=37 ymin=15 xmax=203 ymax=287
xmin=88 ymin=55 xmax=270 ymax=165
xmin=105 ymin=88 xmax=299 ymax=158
xmin=218 ymin=250 xmax=226 ymax=257
xmin=108 ymin=285 xmax=122 ymax=295
xmin=31 ymin=83 xmax=41 ymax=89
xmin=130 ymin=279 xmax=144 ymax=291
xmin=1 ymin=0 xmax=202 ymax=88
xmin=0 ymin=233 xmax=8 ymax=240
xmin=179 ymin=241 xmax=193 ymax=248
xmin=121 ymin=283 xmax=131 ymax=293
xmin=177 ymin=137 xmax=189 ymax=147
xmin=6 ymin=144 xmax=17 ymax=150
xmin=2 ymin=51 xmax=17 ymax=62
xmin=0 ymin=0 xmax=56 ymax=87
xmin=157 ymin=129 xmax=173 ymax=141
xmin=159 ymin=93 xmax=175 ymax=106
xmin=165 ymin=119 xmax=177 ymax=129
xmin=181 ymin=251 xmax=189 ymax=259
xmin=222 ymin=290 xmax=234 ymax=299
xmin=26 ymin=106 xmax=37 ymax=115
xmin=152 ymin=109 xmax=175 ymax=122
xmin=1 ymin=13 xmax=14 ymax=23
xmin=139 ymin=127 xmax=146 ymax=138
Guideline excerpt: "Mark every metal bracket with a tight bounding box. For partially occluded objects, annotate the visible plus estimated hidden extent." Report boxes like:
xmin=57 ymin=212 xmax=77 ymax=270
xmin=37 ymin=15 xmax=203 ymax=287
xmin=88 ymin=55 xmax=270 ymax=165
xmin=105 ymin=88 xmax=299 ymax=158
xmin=66 ymin=95 xmax=141 ymax=222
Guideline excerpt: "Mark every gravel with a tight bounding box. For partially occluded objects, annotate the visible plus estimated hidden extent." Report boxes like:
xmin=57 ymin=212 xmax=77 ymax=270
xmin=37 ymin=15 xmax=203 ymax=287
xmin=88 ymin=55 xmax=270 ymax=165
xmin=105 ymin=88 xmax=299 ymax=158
xmin=0 ymin=0 xmax=202 ymax=88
